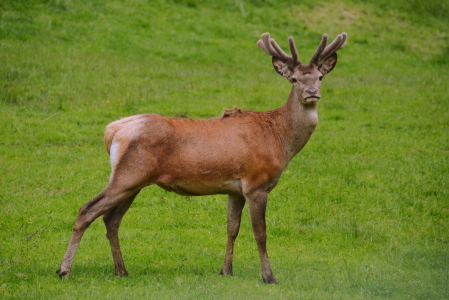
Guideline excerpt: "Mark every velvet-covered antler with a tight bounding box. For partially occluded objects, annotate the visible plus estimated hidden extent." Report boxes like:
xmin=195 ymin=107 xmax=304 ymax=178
xmin=257 ymin=33 xmax=300 ymax=68
xmin=309 ymin=32 xmax=347 ymax=66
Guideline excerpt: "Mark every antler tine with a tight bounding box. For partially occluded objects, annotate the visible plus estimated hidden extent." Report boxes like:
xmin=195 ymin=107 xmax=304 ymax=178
xmin=269 ymin=38 xmax=293 ymax=63
xmin=288 ymin=36 xmax=300 ymax=66
xmin=257 ymin=39 xmax=271 ymax=56
xmin=257 ymin=33 xmax=277 ymax=56
xmin=309 ymin=33 xmax=329 ymax=66
xmin=257 ymin=32 xmax=301 ymax=68
xmin=318 ymin=32 xmax=347 ymax=63
xmin=309 ymin=32 xmax=348 ymax=66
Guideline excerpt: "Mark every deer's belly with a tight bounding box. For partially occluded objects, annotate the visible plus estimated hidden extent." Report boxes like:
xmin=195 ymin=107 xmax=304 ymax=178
xmin=156 ymin=178 xmax=243 ymax=196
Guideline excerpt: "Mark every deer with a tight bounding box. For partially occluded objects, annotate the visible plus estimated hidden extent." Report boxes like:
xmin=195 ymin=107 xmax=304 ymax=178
xmin=56 ymin=32 xmax=347 ymax=284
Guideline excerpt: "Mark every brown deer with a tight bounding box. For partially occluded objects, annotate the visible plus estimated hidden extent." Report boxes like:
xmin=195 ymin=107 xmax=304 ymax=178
xmin=56 ymin=32 xmax=347 ymax=284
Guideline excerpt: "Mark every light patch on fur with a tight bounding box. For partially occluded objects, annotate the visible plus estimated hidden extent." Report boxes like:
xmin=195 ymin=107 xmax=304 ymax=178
xmin=109 ymin=140 xmax=120 ymax=169
xmin=106 ymin=115 xmax=149 ymax=171
xmin=308 ymin=109 xmax=319 ymax=127
xmin=109 ymin=115 xmax=145 ymax=140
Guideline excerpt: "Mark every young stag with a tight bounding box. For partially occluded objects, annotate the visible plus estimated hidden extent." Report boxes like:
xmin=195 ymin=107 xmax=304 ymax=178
xmin=57 ymin=32 xmax=347 ymax=284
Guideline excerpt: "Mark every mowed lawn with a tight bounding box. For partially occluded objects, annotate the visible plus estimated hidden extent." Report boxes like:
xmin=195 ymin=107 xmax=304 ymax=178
xmin=0 ymin=0 xmax=448 ymax=299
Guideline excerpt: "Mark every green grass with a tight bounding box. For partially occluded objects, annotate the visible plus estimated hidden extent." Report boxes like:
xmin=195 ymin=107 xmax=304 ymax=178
xmin=1 ymin=0 xmax=448 ymax=298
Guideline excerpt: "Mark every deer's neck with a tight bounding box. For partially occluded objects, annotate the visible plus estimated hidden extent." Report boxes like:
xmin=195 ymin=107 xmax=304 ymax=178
xmin=277 ymin=87 xmax=318 ymax=164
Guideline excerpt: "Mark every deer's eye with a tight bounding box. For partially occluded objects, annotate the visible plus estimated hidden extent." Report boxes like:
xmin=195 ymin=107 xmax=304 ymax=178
xmin=290 ymin=77 xmax=298 ymax=83
xmin=319 ymin=76 xmax=323 ymax=81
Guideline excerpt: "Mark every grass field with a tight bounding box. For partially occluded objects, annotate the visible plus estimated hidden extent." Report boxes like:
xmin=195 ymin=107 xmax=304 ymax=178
xmin=1 ymin=0 xmax=448 ymax=298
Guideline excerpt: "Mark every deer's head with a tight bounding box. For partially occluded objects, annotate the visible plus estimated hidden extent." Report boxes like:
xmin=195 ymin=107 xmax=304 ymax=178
xmin=258 ymin=32 xmax=347 ymax=104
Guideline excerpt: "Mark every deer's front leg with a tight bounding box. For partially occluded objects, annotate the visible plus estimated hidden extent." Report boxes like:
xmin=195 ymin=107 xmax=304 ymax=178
xmin=247 ymin=191 xmax=278 ymax=284
xmin=220 ymin=194 xmax=246 ymax=276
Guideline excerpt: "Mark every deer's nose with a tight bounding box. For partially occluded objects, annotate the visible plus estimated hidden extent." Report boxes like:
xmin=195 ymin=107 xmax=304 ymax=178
xmin=306 ymin=88 xmax=318 ymax=95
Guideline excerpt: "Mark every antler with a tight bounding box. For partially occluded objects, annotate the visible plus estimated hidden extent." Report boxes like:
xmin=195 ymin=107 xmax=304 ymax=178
xmin=257 ymin=33 xmax=300 ymax=68
xmin=309 ymin=32 xmax=347 ymax=66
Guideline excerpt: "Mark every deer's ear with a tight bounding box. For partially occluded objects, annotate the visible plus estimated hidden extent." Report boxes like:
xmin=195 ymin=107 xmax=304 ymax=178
xmin=319 ymin=53 xmax=338 ymax=75
xmin=272 ymin=57 xmax=293 ymax=78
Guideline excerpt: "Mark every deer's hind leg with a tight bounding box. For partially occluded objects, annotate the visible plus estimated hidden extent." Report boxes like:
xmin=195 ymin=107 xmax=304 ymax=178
xmin=102 ymin=192 xmax=139 ymax=276
xmin=56 ymin=184 xmax=142 ymax=278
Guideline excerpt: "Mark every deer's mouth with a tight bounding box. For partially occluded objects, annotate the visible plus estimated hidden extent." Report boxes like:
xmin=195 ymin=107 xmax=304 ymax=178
xmin=304 ymin=96 xmax=320 ymax=103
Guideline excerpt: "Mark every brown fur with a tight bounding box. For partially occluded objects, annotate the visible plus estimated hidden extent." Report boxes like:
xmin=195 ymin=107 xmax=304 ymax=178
xmin=300 ymin=64 xmax=312 ymax=75
xmin=57 ymin=32 xmax=347 ymax=284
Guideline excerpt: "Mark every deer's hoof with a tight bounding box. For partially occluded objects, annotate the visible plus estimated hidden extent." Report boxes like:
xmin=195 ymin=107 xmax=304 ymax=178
xmin=263 ymin=276 xmax=279 ymax=284
xmin=56 ymin=269 xmax=69 ymax=279
xmin=219 ymin=265 xmax=233 ymax=276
